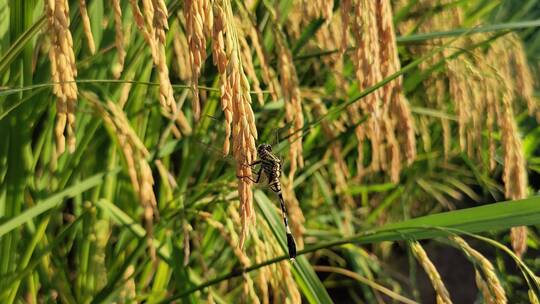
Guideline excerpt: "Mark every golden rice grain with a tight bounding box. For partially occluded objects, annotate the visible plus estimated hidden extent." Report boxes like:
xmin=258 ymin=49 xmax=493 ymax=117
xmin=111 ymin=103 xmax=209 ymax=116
xmin=260 ymin=215 xmax=301 ymax=303
xmin=401 ymin=2 xmax=532 ymax=255
xmin=303 ymin=0 xmax=333 ymax=21
xmin=120 ymin=265 xmax=136 ymax=302
xmin=199 ymin=211 xmax=250 ymax=267
xmin=45 ymin=0 xmax=78 ymax=154
xmin=244 ymin=19 xmax=278 ymax=102
xmin=499 ymin=84 xmax=528 ymax=256
xmin=185 ymin=0 xmax=211 ymax=120
xmin=281 ymin=179 xmax=305 ymax=247
xmin=182 ymin=222 xmax=192 ymax=266
xmin=199 ymin=210 xmax=260 ymax=304
xmin=490 ymin=37 xmax=529 ymax=257
xmin=411 ymin=242 xmax=452 ymax=304
xmin=275 ymin=30 xmax=304 ymax=181
xmin=506 ymin=34 xmax=537 ymax=121
xmin=339 ymin=0 xmax=415 ymax=181
xmin=346 ymin=0 xmax=382 ymax=179
xmin=450 ymin=236 xmax=506 ymax=303
xmin=236 ymin=19 xmax=264 ymax=105
xmin=529 ymin=290 xmax=540 ymax=304
xmin=152 ymin=0 xmax=169 ymax=43
xmin=172 ymin=24 xmax=191 ymax=81
xmin=118 ymin=73 xmax=134 ymax=108
xmin=85 ymin=92 xmax=158 ymax=262
xmin=129 ymin=0 xmax=178 ymax=115
xmin=211 ymin=3 xmax=230 ymax=151
xmin=339 ymin=0 xmax=352 ymax=55
xmin=474 ymin=271 xmax=496 ymax=304
xmin=212 ymin=0 xmax=258 ymax=249
xmin=79 ymin=0 xmax=95 ymax=54
xmin=130 ymin=0 xmax=157 ymax=61
xmin=252 ymin=226 xmax=270 ymax=304
xmin=510 ymin=226 xmax=528 ymax=258
xmin=111 ymin=0 xmax=125 ymax=78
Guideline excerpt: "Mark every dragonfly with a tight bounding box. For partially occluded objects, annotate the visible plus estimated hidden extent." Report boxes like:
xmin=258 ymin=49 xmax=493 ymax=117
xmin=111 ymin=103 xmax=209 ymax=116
xmin=239 ymin=143 xmax=297 ymax=260
xmin=168 ymin=114 xmax=299 ymax=259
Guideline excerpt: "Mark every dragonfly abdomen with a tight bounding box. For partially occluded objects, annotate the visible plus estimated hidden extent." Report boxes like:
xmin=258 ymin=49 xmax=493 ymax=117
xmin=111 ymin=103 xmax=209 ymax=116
xmin=253 ymin=144 xmax=297 ymax=260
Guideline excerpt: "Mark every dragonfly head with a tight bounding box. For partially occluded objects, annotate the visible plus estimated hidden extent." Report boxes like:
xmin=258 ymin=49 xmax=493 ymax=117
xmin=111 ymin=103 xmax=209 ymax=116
xmin=257 ymin=143 xmax=272 ymax=156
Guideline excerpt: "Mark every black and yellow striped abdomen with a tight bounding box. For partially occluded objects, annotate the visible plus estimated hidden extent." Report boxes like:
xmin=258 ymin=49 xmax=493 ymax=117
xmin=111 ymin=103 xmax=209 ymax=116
xmin=254 ymin=144 xmax=297 ymax=260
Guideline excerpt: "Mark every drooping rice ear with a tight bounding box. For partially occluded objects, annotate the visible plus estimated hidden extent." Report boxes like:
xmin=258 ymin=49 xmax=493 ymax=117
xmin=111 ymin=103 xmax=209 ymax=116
xmin=211 ymin=0 xmax=258 ymax=250
xmin=410 ymin=242 xmax=453 ymax=304
xmin=79 ymin=0 xmax=95 ymax=54
xmin=450 ymin=236 xmax=507 ymax=303
xmin=45 ymin=0 xmax=78 ymax=155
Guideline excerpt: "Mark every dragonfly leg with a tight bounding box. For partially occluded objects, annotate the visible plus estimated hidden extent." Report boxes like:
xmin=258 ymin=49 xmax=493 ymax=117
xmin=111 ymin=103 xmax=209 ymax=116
xmin=237 ymin=166 xmax=262 ymax=183
xmin=243 ymin=160 xmax=262 ymax=168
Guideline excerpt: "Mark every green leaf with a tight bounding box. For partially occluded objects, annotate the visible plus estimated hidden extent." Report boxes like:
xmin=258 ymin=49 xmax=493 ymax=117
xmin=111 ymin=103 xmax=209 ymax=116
xmin=292 ymin=18 xmax=325 ymax=55
xmin=0 ymin=170 xmax=118 ymax=238
xmin=255 ymin=190 xmax=333 ymax=304
xmin=318 ymin=196 xmax=540 ymax=248
xmin=396 ymin=19 xmax=540 ymax=43
xmin=165 ymin=196 xmax=540 ymax=298
xmin=0 ymin=15 xmax=44 ymax=77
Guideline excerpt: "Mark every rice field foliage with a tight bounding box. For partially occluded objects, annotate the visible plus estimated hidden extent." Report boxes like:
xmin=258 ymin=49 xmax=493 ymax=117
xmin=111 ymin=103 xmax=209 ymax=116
xmin=2 ymin=0 xmax=540 ymax=302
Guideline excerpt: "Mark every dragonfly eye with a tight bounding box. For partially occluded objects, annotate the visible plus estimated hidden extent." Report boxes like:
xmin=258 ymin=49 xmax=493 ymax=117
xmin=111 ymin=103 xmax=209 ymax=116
xmin=257 ymin=144 xmax=272 ymax=155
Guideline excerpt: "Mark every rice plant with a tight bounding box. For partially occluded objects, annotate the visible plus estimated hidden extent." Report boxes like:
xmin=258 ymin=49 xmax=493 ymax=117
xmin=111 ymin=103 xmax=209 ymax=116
xmin=1 ymin=0 xmax=540 ymax=302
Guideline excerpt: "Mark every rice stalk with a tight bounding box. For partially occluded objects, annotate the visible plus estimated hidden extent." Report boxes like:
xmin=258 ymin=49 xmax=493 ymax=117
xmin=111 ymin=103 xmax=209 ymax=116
xmin=281 ymin=178 xmax=305 ymax=247
xmin=378 ymin=0 xmax=416 ymax=167
xmin=237 ymin=5 xmax=278 ymax=102
xmin=172 ymin=21 xmax=190 ymax=82
xmin=339 ymin=0 xmax=416 ymax=183
xmin=491 ymin=46 xmax=528 ymax=257
xmin=118 ymin=265 xmax=136 ymax=302
xmin=410 ymin=242 xmax=452 ymax=304
xmin=212 ymin=0 xmax=258 ymax=250
xmin=257 ymin=211 xmax=301 ymax=303
xmin=199 ymin=210 xmax=260 ymax=304
xmin=184 ymin=0 xmax=212 ymax=120
xmin=529 ymin=290 xmax=540 ymax=304
xmin=314 ymin=13 xmax=348 ymax=99
xmin=310 ymin=93 xmax=354 ymax=231
xmin=111 ymin=0 xmax=125 ymax=78
xmin=349 ymin=0 xmax=383 ymax=178
xmin=303 ymin=0 xmax=333 ymax=21
xmin=78 ymin=0 xmax=95 ymax=54
xmin=252 ymin=225 xmax=270 ymax=304
xmin=85 ymin=92 xmax=158 ymax=263
xmin=396 ymin=0 xmax=452 ymax=159
xmin=506 ymin=33 xmax=538 ymax=121
xmin=274 ymin=27 xmax=304 ymax=182
xmin=45 ymin=0 xmax=78 ymax=155
xmin=129 ymin=0 xmax=178 ymax=116
xmin=450 ymin=236 xmax=507 ymax=303
xmin=236 ymin=18 xmax=264 ymax=105
xmin=400 ymin=1 xmax=532 ymax=256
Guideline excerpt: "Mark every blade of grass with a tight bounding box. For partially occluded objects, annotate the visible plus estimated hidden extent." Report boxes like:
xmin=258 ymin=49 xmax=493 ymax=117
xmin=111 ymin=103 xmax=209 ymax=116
xmin=0 ymin=15 xmax=45 ymax=76
xmin=0 ymin=169 xmax=118 ymax=238
xmin=0 ymin=212 xmax=87 ymax=296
